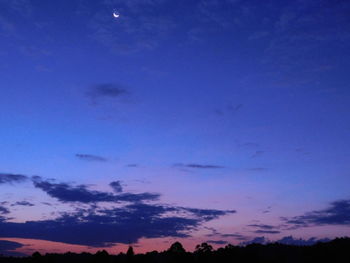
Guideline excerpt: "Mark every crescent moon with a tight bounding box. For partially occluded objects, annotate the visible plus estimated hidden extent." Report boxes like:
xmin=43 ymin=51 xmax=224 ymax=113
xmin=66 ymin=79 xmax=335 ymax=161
xmin=113 ymin=12 xmax=120 ymax=18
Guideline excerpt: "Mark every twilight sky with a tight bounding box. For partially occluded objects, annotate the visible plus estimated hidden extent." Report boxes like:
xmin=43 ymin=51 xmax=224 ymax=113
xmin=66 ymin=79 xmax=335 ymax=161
xmin=1 ymin=0 xmax=350 ymax=256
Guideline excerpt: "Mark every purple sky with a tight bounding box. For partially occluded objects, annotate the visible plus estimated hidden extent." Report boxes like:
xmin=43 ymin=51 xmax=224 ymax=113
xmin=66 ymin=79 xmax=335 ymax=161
xmin=0 ymin=0 xmax=350 ymax=256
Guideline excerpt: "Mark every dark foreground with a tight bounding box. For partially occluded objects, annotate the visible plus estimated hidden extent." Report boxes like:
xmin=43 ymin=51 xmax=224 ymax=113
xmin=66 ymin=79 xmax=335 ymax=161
xmin=1 ymin=238 xmax=350 ymax=263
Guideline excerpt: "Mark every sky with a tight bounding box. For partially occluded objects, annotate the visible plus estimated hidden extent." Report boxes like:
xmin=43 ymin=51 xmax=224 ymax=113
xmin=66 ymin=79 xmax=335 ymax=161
xmin=0 ymin=0 xmax=350 ymax=257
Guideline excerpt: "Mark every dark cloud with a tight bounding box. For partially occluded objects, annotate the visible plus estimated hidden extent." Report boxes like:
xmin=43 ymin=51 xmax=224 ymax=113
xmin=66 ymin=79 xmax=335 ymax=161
xmin=248 ymin=224 xmax=281 ymax=234
xmin=241 ymin=236 xmax=330 ymax=246
xmin=251 ymin=151 xmax=264 ymax=158
xmin=206 ymin=229 xmax=248 ymax=241
xmin=174 ymin=163 xmax=225 ymax=169
xmin=248 ymin=224 xmax=276 ymax=230
xmin=240 ymin=236 xmax=267 ymax=245
xmin=109 ymin=181 xmax=123 ymax=193
xmin=12 ymin=201 xmax=34 ymax=207
xmin=75 ymin=154 xmax=108 ymax=162
xmin=275 ymin=236 xmax=330 ymax=246
xmin=221 ymin=233 xmax=248 ymax=241
xmin=0 ymin=173 xmax=28 ymax=184
xmin=0 ymin=240 xmax=26 ymax=257
xmin=228 ymin=104 xmax=243 ymax=112
xmin=32 ymin=177 xmax=159 ymax=203
xmin=254 ymin=230 xmax=280 ymax=234
xmin=0 ymin=203 xmax=234 ymax=247
xmin=248 ymin=224 xmax=280 ymax=234
xmin=86 ymin=83 xmax=128 ymax=104
xmin=180 ymin=207 xmax=235 ymax=221
xmin=0 ymin=205 xmax=10 ymax=215
xmin=283 ymin=199 xmax=350 ymax=227
xmin=295 ymin=148 xmax=310 ymax=155
xmin=238 ymin=142 xmax=260 ymax=148
xmin=207 ymin=240 xmax=228 ymax=245
xmin=247 ymin=167 xmax=268 ymax=172
xmin=214 ymin=103 xmax=243 ymax=116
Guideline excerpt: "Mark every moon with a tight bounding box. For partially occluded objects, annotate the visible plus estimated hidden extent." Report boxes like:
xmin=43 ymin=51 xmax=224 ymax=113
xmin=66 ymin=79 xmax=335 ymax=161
xmin=113 ymin=12 xmax=120 ymax=18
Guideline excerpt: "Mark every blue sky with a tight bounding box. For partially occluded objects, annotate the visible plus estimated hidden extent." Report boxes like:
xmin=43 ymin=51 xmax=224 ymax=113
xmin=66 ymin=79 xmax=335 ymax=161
xmin=0 ymin=0 xmax=350 ymax=256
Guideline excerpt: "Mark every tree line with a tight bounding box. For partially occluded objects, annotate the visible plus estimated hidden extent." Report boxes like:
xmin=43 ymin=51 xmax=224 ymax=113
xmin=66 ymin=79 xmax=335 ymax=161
xmin=1 ymin=237 xmax=349 ymax=263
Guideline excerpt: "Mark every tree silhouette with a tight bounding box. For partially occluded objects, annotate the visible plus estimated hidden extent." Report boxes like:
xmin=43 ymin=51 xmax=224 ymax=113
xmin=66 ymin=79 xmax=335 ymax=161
xmin=168 ymin=242 xmax=186 ymax=254
xmin=195 ymin=242 xmax=213 ymax=254
xmin=127 ymin=246 xmax=134 ymax=257
xmin=0 ymin=237 xmax=350 ymax=263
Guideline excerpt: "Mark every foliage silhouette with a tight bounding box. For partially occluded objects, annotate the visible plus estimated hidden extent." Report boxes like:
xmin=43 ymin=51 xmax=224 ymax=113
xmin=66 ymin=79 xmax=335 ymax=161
xmin=0 ymin=238 xmax=350 ymax=263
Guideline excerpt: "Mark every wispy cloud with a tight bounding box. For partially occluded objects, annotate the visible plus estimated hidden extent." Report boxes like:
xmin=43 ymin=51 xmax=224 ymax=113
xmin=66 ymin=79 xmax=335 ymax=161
xmin=12 ymin=201 xmax=34 ymax=207
xmin=0 ymin=205 xmax=10 ymax=215
xmin=126 ymin=164 xmax=138 ymax=167
xmin=221 ymin=233 xmax=248 ymax=241
xmin=0 ymin=173 xmax=28 ymax=184
xmin=283 ymin=199 xmax=350 ymax=228
xmin=214 ymin=103 xmax=243 ymax=116
xmin=248 ymin=224 xmax=280 ymax=234
xmin=251 ymin=151 xmax=264 ymax=158
xmin=75 ymin=154 xmax=108 ymax=162
xmin=86 ymin=83 xmax=128 ymax=104
xmin=247 ymin=167 xmax=268 ymax=172
xmin=174 ymin=163 xmax=225 ymax=169
xmin=87 ymin=0 xmax=176 ymax=54
xmin=238 ymin=142 xmax=260 ymax=148
xmin=248 ymin=224 xmax=276 ymax=230
xmin=207 ymin=240 xmax=228 ymax=245
xmin=254 ymin=230 xmax=280 ymax=234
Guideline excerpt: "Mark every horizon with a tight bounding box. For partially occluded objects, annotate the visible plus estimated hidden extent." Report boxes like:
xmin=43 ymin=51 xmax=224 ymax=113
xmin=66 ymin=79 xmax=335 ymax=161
xmin=1 ymin=0 xmax=350 ymax=257
xmin=1 ymin=236 xmax=348 ymax=257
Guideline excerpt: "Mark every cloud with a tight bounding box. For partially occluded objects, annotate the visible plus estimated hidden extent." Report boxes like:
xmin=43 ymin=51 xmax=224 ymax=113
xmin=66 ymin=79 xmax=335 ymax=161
xmin=32 ymin=177 xmax=160 ymax=203
xmin=12 ymin=201 xmax=34 ymax=207
xmin=174 ymin=163 xmax=225 ymax=169
xmin=240 ymin=236 xmax=267 ymax=245
xmin=283 ymin=199 xmax=350 ymax=227
xmin=254 ymin=230 xmax=280 ymax=234
xmin=221 ymin=233 xmax=248 ymax=241
xmin=86 ymin=83 xmax=128 ymax=104
xmin=87 ymin=0 xmax=176 ymax=54
xmin=0 ymin=206 xmax=9 ymax=215
xmin=0 ymin=0 xmax=32 ymax=17
xmin=239 ymin=142 xmax=260 ymax=148
xmin=0 ymin=204 xmax=9 ymax=223
xmin=247 ymin=224 xmax=276 ymax=230
xmin=0 ymin=173 xmax=28 ymax=184
xmin=251 ymin=151 xmax=264 ymax=158
xmin=241 ymin=236 xmax=329 ymax=246
xmin=248 ymin=224 xmax=280 ymax=234
xmin=109 ymin=181 xmax=123 ymax=193
xmin=0 ymin=240 xmax=26 ymax=257
xmin=180 ymin=207 xmax=236 ymax=220
xmin=214 ymin=103 xmax=243 ymax=116
xmin=75 ymin=154 xmax=108 ymax=162
xmin=275 ymin=236 xmax=330 ymax=246
xmin=207 ymin=240 xmax=228 ymax=245
xmin=0 ymin=15 xmax=16 ymax=36
xmin=247 ymin=167 xmax=268 ymax=172
xmin=0 ymin=203 xmax=234 ymax=247
xmin=0 ymin=174 xmax=235 ymax=247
